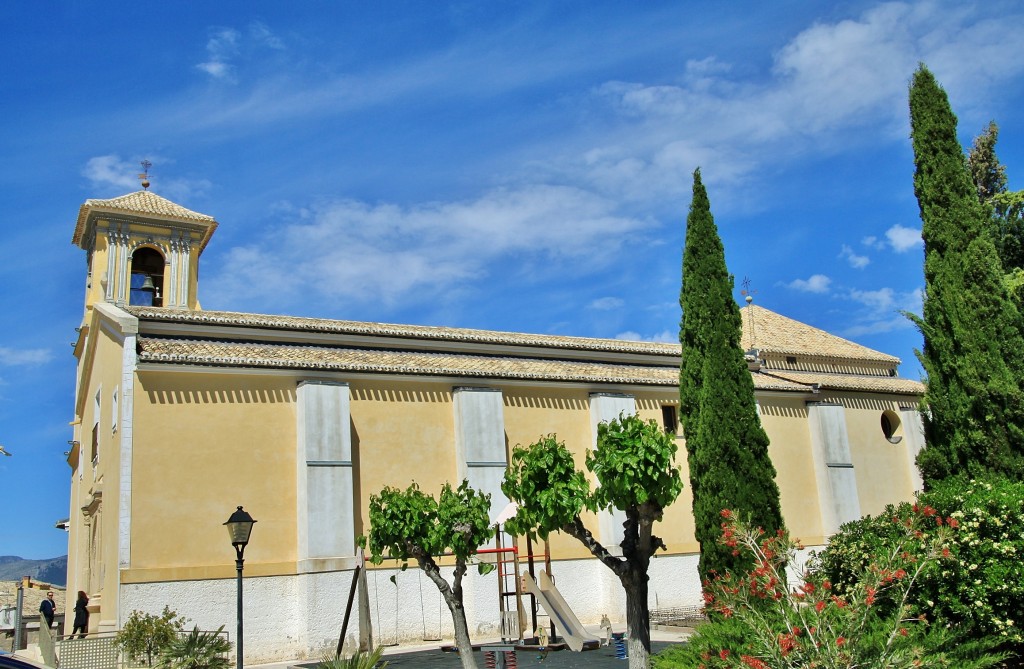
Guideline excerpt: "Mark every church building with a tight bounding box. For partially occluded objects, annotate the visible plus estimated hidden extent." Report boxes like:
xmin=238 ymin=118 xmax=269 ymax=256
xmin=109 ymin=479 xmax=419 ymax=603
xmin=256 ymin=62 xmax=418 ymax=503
xmin=64 ymin=189 xmax=925 ymax=662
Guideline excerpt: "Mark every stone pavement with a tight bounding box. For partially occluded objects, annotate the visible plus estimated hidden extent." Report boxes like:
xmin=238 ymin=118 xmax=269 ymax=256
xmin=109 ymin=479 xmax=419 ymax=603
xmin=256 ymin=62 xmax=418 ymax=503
xmin=254 ymin=625 xmax=692 ymax=669
xmin=375 ymin=639 xmax=683 ymax=668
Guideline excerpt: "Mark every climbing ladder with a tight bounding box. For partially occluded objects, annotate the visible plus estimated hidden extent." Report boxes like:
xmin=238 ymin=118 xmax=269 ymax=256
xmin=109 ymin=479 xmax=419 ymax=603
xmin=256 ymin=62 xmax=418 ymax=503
xmin=493 ymin=529 xmax=524 ymax=642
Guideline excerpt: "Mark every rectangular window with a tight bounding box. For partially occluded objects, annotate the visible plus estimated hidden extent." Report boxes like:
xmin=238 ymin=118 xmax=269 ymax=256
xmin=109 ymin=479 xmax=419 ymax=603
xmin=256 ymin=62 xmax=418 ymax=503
xmin=92 ymin=389 xmax=101 ymax=465
xmin=661 ymin=405 xmax=678 ymax=434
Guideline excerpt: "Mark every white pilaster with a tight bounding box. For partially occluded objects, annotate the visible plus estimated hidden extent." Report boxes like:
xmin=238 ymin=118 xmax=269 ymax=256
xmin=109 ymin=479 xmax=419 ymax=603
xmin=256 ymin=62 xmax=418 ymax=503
xmin=296 ymin=381 xmax=355 ymax=563
xmin=453 ymin=387 xmax=509 ymax=524
xmin=807 ymin=402 xmax=861 ymax=536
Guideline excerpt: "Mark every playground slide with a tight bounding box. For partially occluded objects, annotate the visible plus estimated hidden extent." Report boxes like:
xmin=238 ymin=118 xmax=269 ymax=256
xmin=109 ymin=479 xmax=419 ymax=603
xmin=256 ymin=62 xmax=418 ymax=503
xmin=521 ymin=570 xmax=600 ymax=652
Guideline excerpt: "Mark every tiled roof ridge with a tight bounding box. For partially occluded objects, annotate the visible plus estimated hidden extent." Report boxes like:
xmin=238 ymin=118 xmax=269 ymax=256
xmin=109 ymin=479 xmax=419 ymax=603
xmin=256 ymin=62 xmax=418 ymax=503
xmin=125 ymin=307 xmax=677 ymax=355
xmin=762 ymin=368 xmax=924 ymax=395
xmin=740 ymin=304 xmax=899 ymax=365
xmin=125 ymin=303 xmax=902 ymax=366
xmin=72 ymin=190 xmax=218 ymax=249
xmin=135 ymin=335 xmax=814 ymax=391
xmin=82 ymin=190 xmax=215 ymax=222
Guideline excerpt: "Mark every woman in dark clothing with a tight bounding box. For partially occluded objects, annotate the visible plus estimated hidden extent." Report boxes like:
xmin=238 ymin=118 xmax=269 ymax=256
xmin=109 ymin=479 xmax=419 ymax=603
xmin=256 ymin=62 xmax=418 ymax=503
xmin=72 ymin=591 xmax=89 ymax=638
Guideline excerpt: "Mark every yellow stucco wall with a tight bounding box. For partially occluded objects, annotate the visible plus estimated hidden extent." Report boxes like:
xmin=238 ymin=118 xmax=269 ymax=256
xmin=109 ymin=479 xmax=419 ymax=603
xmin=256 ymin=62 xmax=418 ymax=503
xmin=129 ymin=371 xmax=298 ymax=576
xmin=67 ymin=312 xmax=133 ymax=629
xmin=836 ymin=393 xmax=920 ymax=518
xmin=760 ymin=395 xmax=826 ymax=545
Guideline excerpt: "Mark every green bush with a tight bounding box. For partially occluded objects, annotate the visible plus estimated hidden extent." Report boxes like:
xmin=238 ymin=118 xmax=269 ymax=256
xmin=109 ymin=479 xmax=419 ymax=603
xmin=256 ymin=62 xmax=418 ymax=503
xmin=157 ymin=626 xmax=231 ymax=669
xmin=817 ymin=476 xmax=1024 ymax=664
xmin=317 ymin=646 xmax=388 ymax=669
xmin=115 ymin=607 xmax=187 ymax=667
xmin=654 ymin=508 xmax=1006 ymax=668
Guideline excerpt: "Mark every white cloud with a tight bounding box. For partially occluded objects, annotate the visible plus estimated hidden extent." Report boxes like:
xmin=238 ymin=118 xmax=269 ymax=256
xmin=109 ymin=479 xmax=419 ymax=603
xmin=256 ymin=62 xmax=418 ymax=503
xmin=572 ymin=3 xmax=1024 ymax=206
xmin=785 ymin=274 xmax=832 ymax=294
xmin=886 ymin=224 xmax=923 ymax=252
xmin=197 ymin=24 xmax=285 ymax=81
xmin=841 ymin=286 xmax=922 ymax=336
xmin=839 ymin=244 xmax=870 ymax=269
xmin=82 ymin=155 xmax=143 ymax=191
xmin=589 ymin=297 xmax=624 ymax=311
xmin=615 ymin=330 xmax=675 ymax=343
xmin=862 ymin=235 xmax=885 ymax=250
xmin=197 ymin=28 xmax=240 ymax=81
xmin=82 ymin=155 xmax=212 ymax=201
xmin=249 ymin=22 xmax=284 ymax=50
xmin=205 ymin=185 xmax=651 ymax=310
xmin=0 ymin=347 xmax=52 ymax=366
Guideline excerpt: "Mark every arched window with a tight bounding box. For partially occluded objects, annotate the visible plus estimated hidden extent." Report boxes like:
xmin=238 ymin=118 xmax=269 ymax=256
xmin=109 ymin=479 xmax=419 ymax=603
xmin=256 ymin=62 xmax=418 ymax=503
xmin=129 ymin=247 xmax=165 ymax=307
xmin=881 ymin=410 xmax=903 ymax=444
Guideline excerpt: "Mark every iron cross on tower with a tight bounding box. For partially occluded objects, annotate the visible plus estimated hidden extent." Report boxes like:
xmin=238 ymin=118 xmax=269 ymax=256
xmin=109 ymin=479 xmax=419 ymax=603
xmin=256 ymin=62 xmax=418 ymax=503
xmin=138 ymin=160 xmax=152 ymax=190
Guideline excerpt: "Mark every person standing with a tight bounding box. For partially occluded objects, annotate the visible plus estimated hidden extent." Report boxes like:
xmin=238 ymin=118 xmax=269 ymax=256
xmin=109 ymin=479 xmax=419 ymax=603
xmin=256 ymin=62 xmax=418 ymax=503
xmin=72 ymin=591 xmax=89 ymax=638
xmin=39 ymin=592 xmax=56 ymax=628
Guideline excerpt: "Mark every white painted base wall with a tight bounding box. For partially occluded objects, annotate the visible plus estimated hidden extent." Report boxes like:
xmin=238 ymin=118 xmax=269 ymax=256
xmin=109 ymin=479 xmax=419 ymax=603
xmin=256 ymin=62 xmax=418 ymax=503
xmin=120 ymin=548 xmax=818 ymax=664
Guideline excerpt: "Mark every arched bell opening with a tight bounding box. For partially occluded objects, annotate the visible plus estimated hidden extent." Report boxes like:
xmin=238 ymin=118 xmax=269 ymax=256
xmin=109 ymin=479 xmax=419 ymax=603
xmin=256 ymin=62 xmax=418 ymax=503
xmin=129 ymin=247 xmax=166 ymax=307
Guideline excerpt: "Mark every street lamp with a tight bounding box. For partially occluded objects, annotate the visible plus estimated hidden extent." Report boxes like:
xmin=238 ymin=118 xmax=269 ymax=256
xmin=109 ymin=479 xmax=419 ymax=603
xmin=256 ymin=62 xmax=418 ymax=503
xmin=224 ymin=506 xmax=256 ymax=669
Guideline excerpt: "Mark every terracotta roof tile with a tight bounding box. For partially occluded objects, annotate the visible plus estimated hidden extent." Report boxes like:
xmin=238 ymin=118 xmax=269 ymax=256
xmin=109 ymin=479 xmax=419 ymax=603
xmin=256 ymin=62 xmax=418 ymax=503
xmin=135 ymin=336 xmax=918 ymax=394
xmin=73 ymin=191 xmax=217 ymax=249
xmin=125 ymin=307 xmax=675 ymax=355
xmin=740 ymin=304 xmax=899 ymax=364
xmin=761 ymin=369 xmax=924 ymax=395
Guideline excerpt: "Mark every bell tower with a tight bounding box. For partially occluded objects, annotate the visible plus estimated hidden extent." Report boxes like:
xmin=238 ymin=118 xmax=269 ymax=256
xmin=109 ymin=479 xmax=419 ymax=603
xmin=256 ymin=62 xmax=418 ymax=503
xmin=71 ymin=188 xmax=217 ymax=315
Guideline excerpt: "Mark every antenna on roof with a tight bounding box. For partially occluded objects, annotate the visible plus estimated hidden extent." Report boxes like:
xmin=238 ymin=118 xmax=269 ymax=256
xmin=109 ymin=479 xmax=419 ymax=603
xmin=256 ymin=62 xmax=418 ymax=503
xmin=138 ymin=160 xmax=152 ymax=190
xmin=741 ymin=276 xmax=757 ymax=347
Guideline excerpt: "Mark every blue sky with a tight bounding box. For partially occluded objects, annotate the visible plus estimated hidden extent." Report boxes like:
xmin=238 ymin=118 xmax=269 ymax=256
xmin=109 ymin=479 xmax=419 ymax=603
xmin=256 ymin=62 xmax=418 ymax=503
xmin=2 ymin=1 xmax=1023 ymax=559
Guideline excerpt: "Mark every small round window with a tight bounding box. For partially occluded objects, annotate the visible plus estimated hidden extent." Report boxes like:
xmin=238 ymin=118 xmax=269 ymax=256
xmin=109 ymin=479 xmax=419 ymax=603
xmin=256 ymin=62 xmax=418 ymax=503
xmin=881 ymin=410 xmax=903 ymax=444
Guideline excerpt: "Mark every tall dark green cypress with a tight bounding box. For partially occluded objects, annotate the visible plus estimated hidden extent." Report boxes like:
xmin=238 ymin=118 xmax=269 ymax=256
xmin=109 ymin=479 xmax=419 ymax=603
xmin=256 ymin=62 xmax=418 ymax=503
xmin=908 ymin=65 xmax=1024 ymax=484
xmin=680 ymin=169 xmax=784 ymax=582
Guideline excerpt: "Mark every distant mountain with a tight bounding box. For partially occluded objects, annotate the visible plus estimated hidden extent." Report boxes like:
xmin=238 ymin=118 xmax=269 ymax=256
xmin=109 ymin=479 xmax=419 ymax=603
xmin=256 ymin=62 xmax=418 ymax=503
xmin=0 ymin=556 xmax=67 ymax=586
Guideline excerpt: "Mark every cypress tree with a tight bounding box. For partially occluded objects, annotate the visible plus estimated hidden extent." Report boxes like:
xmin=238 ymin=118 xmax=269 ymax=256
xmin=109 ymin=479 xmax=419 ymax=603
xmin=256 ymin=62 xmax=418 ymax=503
xmin=679 ymin=169 xmax=784 ymax=582
xmin=967 ymin=121 xmax=1024 ymax=275
xmin=908 ymin=64 xmax=1024 ymax=483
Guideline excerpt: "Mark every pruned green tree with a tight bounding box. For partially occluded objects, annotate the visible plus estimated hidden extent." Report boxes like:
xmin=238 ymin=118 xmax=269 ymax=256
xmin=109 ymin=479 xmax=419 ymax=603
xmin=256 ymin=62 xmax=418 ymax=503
xmin=907 ymin=64 xmax=1024 ymax=483
xmin=365 ymin=480 xmax=493 ymax=669
xmin=502 ymin=413 xmax=683 ymax=669
xmin=679 ymin=168 xmax=784 ymax=584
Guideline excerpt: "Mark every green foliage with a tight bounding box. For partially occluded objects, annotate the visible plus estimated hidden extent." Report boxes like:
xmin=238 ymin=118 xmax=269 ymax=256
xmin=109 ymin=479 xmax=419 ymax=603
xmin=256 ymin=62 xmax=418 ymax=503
xmin=501 ymin=434 xmax=590 ymax=542
xmin=318 ymin=646 xmax=388 ymax=669
xmin=1007 ymin=267 xmax=1024 ymax=303
xmin=679 ymin=168 xmax=784 ymax=583
xmin=907 ymin=64 xmax=1024 ymax=484
xmin=115 ymin=607 xmax=187 ymax=667
xmin=992 ymin=189 xmax=1024 ymax=272
xmin=968 ymin=121 xmax=1024 ymax=274
xmin=503 ymin=414 xmax=683 ymax=669
xmin=679 ymin=167 xmax=724 ymax=439
xmin=588 ymin=414 xmax=683 ymax=514
xmin=365 ymin=480 xmax=491 ymax=669
xmin=156 ymin=626 xmax=231 ymax=669
xmin=818 ymin=476 xmax=1024 ymax=664
xmin=655 ymin=508 xmax=1007 ymax=669
xmin=366 ymin=480 xmax=492 ymax=566
xmin=967 ymin=121 xmax=1007 ymax=202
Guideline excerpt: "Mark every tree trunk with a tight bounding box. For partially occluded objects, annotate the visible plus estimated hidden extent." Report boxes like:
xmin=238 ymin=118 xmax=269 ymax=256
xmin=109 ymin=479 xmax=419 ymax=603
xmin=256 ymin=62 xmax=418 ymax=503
xmin=623 ymin=571 xmax=651 ymax=669
xmin=448 ymin=598 xmax=477 ymax=669
xmin=419 ymin=557 xmax=478 ymax=669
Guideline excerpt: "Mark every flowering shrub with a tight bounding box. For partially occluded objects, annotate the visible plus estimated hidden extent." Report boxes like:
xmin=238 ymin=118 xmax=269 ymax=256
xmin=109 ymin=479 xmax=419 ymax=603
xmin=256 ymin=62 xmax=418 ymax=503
xmin=818 ymin=476 xmax=1024 ymax=664
xmin=653 ymin=507 xmax=1006 ymax=669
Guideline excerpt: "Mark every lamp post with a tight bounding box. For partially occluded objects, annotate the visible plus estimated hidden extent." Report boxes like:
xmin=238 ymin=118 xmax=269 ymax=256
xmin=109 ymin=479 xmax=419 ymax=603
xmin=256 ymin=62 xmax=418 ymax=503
xmin=224 ymin=506 xmax=256 ymax=669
